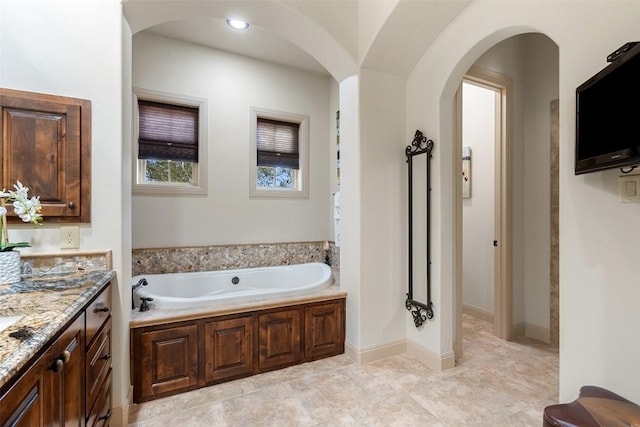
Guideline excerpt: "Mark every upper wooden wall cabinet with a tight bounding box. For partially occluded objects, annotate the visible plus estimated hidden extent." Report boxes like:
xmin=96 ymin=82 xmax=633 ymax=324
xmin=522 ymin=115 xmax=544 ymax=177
xmin=0 ymin=88 xmax=91 ymax=223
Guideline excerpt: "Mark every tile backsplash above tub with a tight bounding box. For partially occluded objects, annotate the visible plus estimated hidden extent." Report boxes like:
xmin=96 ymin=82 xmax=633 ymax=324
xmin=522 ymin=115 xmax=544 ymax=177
xmin=132 ymin=242 xmax=339 ymax=276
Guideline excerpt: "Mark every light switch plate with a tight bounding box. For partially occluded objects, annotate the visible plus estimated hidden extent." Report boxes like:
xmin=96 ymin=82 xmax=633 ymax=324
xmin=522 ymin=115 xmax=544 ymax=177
xmin=618 ymin=174 xmax=640 ymax=203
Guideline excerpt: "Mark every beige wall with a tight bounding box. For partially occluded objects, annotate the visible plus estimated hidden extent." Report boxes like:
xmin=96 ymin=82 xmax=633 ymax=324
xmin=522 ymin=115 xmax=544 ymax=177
xmin=1 ymin=0 xmax=128 ymax=415
xmin=132 ymin=32 xmax=333 ymax=248
xmin=4 ymin=0 xmax=640 ymax=414
xmin=407 ymin=0 xmax=640 ymax=402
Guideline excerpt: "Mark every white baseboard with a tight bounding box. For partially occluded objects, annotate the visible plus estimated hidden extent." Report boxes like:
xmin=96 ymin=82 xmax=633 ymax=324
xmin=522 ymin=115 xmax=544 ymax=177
xmin=407 ymin=340 xmax=455 ymax=371
xmin=525 ymin=322 xmax=550 ymax=343
xmin=345 ymin=339 xmax=455 ymax=372
xmin=345 ymin=339 xmax=406 ymax=364
xmin=462 ymin=304 xmax=494 ymax=324
xmin=513 ymin=321 xmax=550 ymax=344
xmin=512 ymin=322 xmax=525 ymax=338
xmin=110 ymin=385 xmax=133 ymax=427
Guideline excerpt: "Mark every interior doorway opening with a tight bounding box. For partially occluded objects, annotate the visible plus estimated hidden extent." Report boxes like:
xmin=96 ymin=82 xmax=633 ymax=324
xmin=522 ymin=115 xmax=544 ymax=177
xmin=454 ymin=66 xmax=512 ymax=359
xmin=461 ymin=80 xmax=499 ymax=326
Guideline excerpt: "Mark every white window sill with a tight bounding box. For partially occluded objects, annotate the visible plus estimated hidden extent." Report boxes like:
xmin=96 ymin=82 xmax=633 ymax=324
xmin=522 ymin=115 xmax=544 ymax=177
xmin=132 ymin=183 xmax=207 ymax=197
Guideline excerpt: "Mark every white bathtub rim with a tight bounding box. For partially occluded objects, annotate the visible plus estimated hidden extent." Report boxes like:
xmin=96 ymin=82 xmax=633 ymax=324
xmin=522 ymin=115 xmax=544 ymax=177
xmin=130 ymin=285 xmax=346 ymax=328
xmin=132 ymin=262 xmax=333 ymax=310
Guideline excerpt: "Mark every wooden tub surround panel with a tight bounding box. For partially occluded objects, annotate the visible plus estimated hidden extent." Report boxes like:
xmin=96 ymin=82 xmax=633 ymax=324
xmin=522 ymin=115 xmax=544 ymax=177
xmin=131 ymin=297 xmax=345 ymax=403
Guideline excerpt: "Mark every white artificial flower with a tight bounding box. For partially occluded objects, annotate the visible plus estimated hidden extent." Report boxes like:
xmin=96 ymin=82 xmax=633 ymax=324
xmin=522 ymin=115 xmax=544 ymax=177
xmin=12 ymin=181 xmax=29 ymax=199
xmin=0 ymin=180 xmax=43 ymax=249
xmin=2 ymin=181 xmax=43 ymax=226
xmin=13 ymin=200 xmax=26 ymax=216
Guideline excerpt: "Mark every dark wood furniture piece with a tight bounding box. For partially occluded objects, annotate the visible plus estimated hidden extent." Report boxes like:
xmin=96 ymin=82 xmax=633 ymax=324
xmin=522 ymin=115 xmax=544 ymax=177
xmin=85 ymin=283 xmax=113 ymax=426
xmin=544 ymin=385 xmax=640 ymax=426
xmin=0 ymin=281 xmax=112 ymax=426
xmin=0 ymin=87 xmax=91 ymax=223
xmin=0 ymin=315 xmax=85 ymax=427
xmin=130 ymin=297 xmax=345 ymax=403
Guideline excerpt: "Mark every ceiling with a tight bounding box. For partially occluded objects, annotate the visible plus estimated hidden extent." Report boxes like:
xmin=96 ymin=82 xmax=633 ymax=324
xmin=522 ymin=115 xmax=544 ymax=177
xmin=130 ymin=0 xmax=473 ymax=80
xmin=145 ymin=18 xmax=332 ymax=77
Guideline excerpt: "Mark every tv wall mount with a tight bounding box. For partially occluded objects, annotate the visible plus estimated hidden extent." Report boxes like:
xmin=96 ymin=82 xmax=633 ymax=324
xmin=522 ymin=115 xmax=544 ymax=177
xmin=607 ymin=41 xmax=639 ymax=62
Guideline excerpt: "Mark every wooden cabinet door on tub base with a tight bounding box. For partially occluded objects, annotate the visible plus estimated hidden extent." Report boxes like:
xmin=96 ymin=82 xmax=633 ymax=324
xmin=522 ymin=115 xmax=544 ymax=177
xmin=305 ymin=301 xmax=345 ymax=360
xmin=132 ymin=323 xmax=200 ymax=403
xmin=130 ymin=297 xmax=346 ymax=403
xmin=258 ymin=309 xmax=302 ymax=371
xmin=204 ymin=315 xmax=254 ymax=382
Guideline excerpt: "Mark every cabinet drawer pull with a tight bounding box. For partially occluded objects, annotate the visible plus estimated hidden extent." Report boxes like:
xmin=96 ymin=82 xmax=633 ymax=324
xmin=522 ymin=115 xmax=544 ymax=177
xmin=50 ymin=359 xmax=64 ymax=373
xmin=49 ymin=349 xmax=72 ymax=372
xmin=98 ymin=411 xmax=111 ymax=421
xmin=100 ymin=353 xmax=111 ymax=361
xmin=94 ymin=306 xmax=109 ymax=313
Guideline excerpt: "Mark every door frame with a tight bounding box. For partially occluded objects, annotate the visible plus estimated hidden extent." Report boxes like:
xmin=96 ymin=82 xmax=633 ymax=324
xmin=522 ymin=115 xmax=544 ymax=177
xmin=454 ymin=66 xmax=513 ymax=358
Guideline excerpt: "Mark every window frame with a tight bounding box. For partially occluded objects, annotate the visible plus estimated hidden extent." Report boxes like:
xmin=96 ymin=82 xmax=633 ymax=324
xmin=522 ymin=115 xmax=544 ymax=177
xmin=249 ymin=107 xmax=309 ymax=199
xmin=132 ymin=88 xmax=208 ymax=196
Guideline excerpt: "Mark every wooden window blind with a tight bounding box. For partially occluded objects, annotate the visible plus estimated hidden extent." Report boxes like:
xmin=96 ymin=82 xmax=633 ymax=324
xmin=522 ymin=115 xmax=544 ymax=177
xmin=256 ymin=118 xmax=300 ymax=169
xmin=138 ymin=100 xmax=199 ymax=162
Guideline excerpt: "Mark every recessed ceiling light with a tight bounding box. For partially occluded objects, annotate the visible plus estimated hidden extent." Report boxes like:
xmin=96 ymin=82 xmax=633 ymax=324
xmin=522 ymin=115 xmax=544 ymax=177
xmin=226 ymin=19 xmax=250 ymax=30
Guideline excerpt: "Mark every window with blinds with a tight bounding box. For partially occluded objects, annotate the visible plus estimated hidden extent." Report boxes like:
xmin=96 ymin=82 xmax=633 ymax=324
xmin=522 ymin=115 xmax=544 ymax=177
xmin=256 ymin=118 xmax=300 ymax=169
xmin=133 ymin=90 xmax=207 ymax=196
xmin=250 ymin=107 xmax=309 ymax=198
xmin=138 ymin=100 xmax=199 ymax=162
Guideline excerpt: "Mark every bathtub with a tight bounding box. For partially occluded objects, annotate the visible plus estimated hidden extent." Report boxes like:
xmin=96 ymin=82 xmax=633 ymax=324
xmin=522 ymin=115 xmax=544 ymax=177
xmin=132 ymin=262 xmax=333 ymax=310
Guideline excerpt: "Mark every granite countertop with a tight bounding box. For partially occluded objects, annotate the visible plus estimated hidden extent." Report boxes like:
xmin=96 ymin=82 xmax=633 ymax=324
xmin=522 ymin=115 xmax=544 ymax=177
xmin=0 ymin=269 xmax=115 ymax=391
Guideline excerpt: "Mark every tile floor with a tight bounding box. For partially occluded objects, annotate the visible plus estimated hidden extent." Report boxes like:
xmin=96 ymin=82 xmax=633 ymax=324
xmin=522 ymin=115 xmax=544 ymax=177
xmin=128 ymin=315 xmax=558 ymax=426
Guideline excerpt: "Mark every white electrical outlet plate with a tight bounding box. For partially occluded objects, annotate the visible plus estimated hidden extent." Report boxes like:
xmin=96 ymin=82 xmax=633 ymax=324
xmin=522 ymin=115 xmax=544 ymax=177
xmin=60 ymin=226 xmax=80 ymax=249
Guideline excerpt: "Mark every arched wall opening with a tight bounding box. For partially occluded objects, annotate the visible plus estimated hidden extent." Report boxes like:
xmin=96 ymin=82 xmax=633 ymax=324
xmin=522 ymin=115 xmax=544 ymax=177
xmin=123 ymin=1 xmax=357 ymax=82
xmin=407 ymin=17 xmax=559 ymax=370
xmin=120 ymin=3 xmax=360 ymax=418
xmin=454 ymin=34 xmax=560 ymax=358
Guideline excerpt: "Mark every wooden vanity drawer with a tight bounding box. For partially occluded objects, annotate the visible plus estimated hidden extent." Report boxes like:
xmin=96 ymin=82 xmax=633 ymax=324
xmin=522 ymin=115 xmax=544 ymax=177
xmin=86 ymin=369 xmax=112 ymax=427
xmin=86 ymin=283 xmax=112 ymax=347
xmin=86 ymin=317 xmax=111 ymax=415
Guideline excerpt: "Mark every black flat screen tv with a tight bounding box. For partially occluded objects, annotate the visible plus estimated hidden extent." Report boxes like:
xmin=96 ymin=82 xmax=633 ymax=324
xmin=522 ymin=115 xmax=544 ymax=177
xmin=575 ymin=42 xmax=640 ymax=174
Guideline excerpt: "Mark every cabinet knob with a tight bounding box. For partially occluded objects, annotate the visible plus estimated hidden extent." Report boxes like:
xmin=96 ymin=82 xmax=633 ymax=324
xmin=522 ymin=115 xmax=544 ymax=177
xmin=50 ymin=359 xmax=64 ymax=373
xmin=100 ymin=353 xmax=111 ymax=361
xmin=61 ymin=350 xmax=71 ymax=364
xmin=98 ymin=411 xmax=112 ymax=421
xmin=68 ymin=201 xmax=75 ymax=209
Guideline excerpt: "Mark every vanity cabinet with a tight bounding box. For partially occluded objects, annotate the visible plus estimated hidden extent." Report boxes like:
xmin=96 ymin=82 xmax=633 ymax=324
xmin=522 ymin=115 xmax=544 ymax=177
xmin=131 ymin=297 xmax=346 ymax=403
xmin=0 ymin=87 xmax=91 ymax=223
xmin=0 ymin=314 xmax=84 ymax=426
xmin=0 ymin=314 xmax=84 ymax=427
xmin=85 ymin=284 xmax=113 ymax=426
xmin=0 ymin=344 xmax=52 ymax=426
xmin=0 ymin=281 xmax=112 ymax=427
xmin=57 ymin=314 xmax=85 ymax=426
